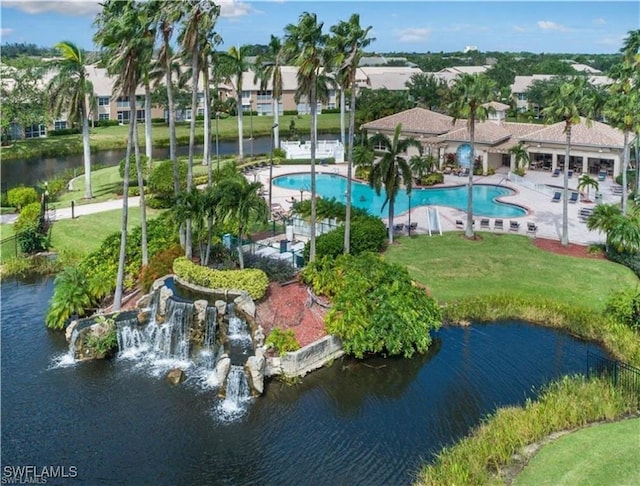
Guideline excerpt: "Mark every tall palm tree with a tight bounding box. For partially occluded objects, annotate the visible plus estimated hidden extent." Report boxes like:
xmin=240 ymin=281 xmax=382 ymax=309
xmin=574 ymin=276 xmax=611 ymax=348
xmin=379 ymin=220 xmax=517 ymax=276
xmin=217 ymin=177 xmax=269 ymax=269
xmin=219 ymin=44 xmax=252 ymax=161
xmin=543 ymin=76 xmax=595 ymax=246
xmin=369 ymin=124 xmax=422 ymax=244
xmin=255 ymin=35 xmax=285 ymax=149
xmin=179 ymin=0 xmax=220 ymax=259
xmin=48 ymin=41 xmax=95 ymax=200
xmin=587 ymin=202 xmax=640 ymax=254
xmin=330 ymin=14 xmax=373 ymax=254
xmin=284 ymin=12 xmax=329 ymax=262
xmin=447 ymin=73 xmax=496 ymax=238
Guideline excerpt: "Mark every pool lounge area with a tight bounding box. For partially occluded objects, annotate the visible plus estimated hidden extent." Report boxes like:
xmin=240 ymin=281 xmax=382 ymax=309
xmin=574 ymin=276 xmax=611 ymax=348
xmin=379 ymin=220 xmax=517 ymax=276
xmin=255 ymin=164 xmax=612 ymax=246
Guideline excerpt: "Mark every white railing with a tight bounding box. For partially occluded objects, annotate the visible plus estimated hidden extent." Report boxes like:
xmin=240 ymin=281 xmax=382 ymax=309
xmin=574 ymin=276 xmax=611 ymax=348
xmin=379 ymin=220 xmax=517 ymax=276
xmin=281 ymin=140 xmax=345 ymax=163
xmin=508 ymin=172 xmax=555 ymax=197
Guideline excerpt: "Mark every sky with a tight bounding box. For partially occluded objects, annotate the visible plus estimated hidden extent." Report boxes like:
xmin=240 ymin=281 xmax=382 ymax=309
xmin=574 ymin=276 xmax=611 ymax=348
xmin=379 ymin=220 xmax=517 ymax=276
xmin=1 ymin=0 xmax=639 ymax=55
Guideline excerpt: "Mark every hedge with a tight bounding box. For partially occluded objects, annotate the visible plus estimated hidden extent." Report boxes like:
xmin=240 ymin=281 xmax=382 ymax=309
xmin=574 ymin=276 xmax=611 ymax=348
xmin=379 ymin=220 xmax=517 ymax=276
xmin=173 ymin=257 xmax=269 ymax=300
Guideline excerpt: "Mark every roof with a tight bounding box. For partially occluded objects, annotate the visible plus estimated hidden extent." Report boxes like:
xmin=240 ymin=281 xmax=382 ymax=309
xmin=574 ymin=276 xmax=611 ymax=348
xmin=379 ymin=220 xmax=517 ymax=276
xmin=511 ymin=74 xmax=613 ymax=93
xmin=361 ymin=107 xmax=456 ymax=135
xmin=571 ymin=63 xmax=601 ymax=74
xmin=518 ymin=118 xmax=625 ymax=149
xmin=483 ymin=101 xmax=510 ymax=111
xmin=439 ymin=120 xmax=512 ymax=145
xmin=438 ymin=65 xmax=490 ymax=75
xmin=357 ymin=66 xmax=423 ymax=91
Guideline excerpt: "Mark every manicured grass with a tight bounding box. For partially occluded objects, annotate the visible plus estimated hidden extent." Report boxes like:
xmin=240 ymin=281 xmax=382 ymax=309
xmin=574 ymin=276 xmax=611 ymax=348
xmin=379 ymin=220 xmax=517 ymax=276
xmin=385 ymin=232 xmax=638 ymax=312
xmin=49 ymin=207 xmax=160 ymax=256
xmin=1 ymin=113 xmax=342 ymax=161
xmin=513 ymin=418 xmax=640 ymax=486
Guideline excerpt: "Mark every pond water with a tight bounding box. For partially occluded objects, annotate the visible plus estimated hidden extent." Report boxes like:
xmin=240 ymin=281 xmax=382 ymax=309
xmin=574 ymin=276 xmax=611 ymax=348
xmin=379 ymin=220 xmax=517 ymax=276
xmin=1 ymin=278 xmax=606 ymax=485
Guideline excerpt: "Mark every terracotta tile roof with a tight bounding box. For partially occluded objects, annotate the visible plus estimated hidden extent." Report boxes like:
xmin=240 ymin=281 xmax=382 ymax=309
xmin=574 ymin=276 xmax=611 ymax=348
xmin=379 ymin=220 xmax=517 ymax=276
xmin=361 ymin=107 xmax=455 ymax=135
xmin=438 ymin=120 xmax=512 ymax=145
xmin=519 ymin=118 xmax=625 ymax=148
xmin=483 ymin=101 xmax=510 ymax=111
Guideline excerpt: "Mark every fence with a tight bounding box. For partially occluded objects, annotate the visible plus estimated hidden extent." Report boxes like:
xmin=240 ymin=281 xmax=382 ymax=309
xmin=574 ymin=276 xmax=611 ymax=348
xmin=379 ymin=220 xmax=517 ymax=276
xmin=0 ymin=234 xmax=20 ymax=262
xmin=508 ymin=171 xmax=555 ymax=197
xmin=587 ymin=351 xmax=640 ymax=406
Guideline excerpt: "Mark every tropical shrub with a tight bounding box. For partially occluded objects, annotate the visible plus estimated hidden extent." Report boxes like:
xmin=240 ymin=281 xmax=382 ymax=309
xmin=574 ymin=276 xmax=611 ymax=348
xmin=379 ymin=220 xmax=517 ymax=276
xmin=148 ymin=159 xmax=187 ymax=202
xmin=46 ymin=266 xmax=93 ymax=330
xmin=139 ymin=244 xmax=183 ymax=293
xmin=44 ymin=178 xmax=67 ymax=201
xmin=266 ymin=328 xmax=300 ymax=357
xmin=13 ymin=202 xmax=42 ymax=233
xmin=118 ymin=154 xmax=150 ymax=184
xmin=420 ymin=172 xmax=444 ymax=186
xmin=7 ymin=186 xmax=38 ymax=210
xmin=173 ymin=257 xmax=269 ymax=300
xmin=605 ymin=287 xmax=640 ymax=332
xmin=16 ymin=227 xmax=48 ymax=254
xmin=302 ymin=253 xmax=442 ymax=358
xmin=305 ymin=215 xmax=387 ymax=261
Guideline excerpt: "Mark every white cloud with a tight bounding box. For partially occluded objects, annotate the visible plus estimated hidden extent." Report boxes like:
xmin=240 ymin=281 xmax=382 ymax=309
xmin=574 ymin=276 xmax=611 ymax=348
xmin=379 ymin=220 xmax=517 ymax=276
xmin=218 ymin=0 xmax=252 ymax=18
xmin=395 ymin=27 xmax=431 ymax=43
xmin=1 ymin=27 xmax=15 ymax=37
xmin=512 ymin=25 xmax=527 ymax=33
xmin=3 ymin=0 xmax=101 ymax=16
xmin=537 ymin=20 xmax=570 ymax=32
xmin=595 ymin=35 xmax=624 ymax=47
xmin=593 ymin=17 xmax=606 ymax=25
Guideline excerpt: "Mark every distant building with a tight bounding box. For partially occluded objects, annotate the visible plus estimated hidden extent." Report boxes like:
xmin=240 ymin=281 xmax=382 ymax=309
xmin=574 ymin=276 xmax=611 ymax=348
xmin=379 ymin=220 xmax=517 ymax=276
xmin=463 ymin=45 xmax=479 ymax=53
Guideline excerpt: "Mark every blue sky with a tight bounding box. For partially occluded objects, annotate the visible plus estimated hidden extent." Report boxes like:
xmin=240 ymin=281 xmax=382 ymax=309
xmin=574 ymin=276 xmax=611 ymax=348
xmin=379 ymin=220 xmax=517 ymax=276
xmin=1 ymin=1 xmax=638 ymax=54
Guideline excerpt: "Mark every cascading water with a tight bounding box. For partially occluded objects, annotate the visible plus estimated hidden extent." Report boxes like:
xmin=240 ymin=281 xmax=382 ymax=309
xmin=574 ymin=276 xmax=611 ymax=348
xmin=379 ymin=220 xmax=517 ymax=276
xmin=50 ymin=328 xmax=79 ymax=368
xmin=217 ymin=365 xmax=251 ymax=420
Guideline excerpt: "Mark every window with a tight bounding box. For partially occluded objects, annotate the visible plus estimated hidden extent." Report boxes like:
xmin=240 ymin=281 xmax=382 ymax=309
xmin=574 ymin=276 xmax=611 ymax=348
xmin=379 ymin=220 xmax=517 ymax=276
xmin=257 ymin=103 xmax=272 ymax=115
xmin=117 ymin=111 xmax=130 ymax=123
xmin=136 ymin=110 xmax=145 ymax=122
xmin=24 ymin=124 xmax=46 ymax=138
xmin=241 ymin=90 xmax=251 ymax=99
xmin=97 ymin=96 xmax=110 ymax=106
xmin=257 ymin=90 xmax=272 ymax=101
xmin=116 ymin=96 xmax=129 ymax=108
xmin=517 ymin=93 xmax=527 ymax=101
xmin=54 ymin=120 xmax=67 ymax=131
xmin=99 ymin=113 xmax=110 ymax=121
xmin=328 ymin=89 xmax=336 ymax=98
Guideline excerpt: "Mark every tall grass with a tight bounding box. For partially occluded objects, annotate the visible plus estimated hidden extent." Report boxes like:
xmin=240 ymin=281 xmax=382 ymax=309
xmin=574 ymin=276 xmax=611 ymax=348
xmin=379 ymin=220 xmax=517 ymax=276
xmin=416 ymin=376 xmax=638 ymax=485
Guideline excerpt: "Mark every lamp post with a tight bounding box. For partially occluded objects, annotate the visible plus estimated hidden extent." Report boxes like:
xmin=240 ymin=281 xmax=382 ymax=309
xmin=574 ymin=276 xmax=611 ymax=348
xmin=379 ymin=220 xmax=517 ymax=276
xmin=215 ymin=111 xmax=220 ymax=171
xmin=299 ymin=188 xmax=304 ymax=201
xmin=249 ymin=100 xmax=254 ymax=159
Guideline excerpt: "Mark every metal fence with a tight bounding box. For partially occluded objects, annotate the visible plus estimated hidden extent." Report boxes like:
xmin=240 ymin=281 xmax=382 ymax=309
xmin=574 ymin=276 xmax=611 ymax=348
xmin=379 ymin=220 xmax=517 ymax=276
xmin=587 ymin=351 xmax=640 ymax=406
xmin=0 ymin=234 xmax=20 ymax=262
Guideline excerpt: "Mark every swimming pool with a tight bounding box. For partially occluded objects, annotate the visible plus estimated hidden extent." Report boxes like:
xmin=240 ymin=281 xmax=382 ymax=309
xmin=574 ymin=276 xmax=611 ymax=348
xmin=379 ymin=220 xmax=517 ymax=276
xmin=273 ymin=173 xmax=527 ymax=218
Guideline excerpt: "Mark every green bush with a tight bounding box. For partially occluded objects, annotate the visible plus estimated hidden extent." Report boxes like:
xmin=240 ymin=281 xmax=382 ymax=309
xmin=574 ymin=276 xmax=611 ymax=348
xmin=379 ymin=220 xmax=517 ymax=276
xmin=148 ymin=159 xmax=187 ymax=201
xmin=14 ymin=201 xmax=42 ymax=233
xmin=139 ymin=244 xmax=183 ymax=293
xmin=266 ymin=328 xmax=300 ymax=357
xmin=7 ymin=186 xmax=38 ymax=210
xmin=605 ymin=287 xmax=640 ymax=332
xmin=272 ymin=147 xmax=286 ymax=159
xmin=48 ymin=127 xmax=82 ymax=137
xmin=16 ymin=227 xmax=48 ymax=254
xmin=420 ymin=172 xmax=444 ymax=186
xmin=46 ymin=266 xmax=94 ymax=330
xmin=94 ymin=119 xmax=120 ymax=128
xmin=301 ymin=253 xmax=442 ymax=358
xmin=355 ymin=166 xmax=371 ymax=180
xmin=118 ymin=154 xmax=150 ymax=184
xmin=281 ymin=157 xmax=335 ymax=165
xmin=173 ymin=257 xmax=269 ymax=300
xmin=44 ymin=178 xmax=67 ymax=202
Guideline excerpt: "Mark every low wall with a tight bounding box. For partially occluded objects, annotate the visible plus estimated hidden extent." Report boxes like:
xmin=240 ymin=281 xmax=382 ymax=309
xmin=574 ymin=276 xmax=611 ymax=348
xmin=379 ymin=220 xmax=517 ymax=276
xmin=267 ymin=335 xmax=344 ymax=378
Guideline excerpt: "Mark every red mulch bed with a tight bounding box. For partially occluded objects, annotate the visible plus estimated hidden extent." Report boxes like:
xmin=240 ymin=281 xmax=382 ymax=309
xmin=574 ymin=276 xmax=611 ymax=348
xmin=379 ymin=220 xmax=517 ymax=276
xmin=533 ymin=238 xmax=605 ymax=259
xmin=255 ymin=280 xmax=328 ymax=348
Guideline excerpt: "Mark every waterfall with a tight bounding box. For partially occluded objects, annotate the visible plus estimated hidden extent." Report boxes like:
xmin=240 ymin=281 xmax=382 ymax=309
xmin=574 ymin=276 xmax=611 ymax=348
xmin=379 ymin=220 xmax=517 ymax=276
xmin=217 ymin=365 xmax=251 ymax=420
xmin=204 ymin=306 xmax=217 ymax=350
xmin=165 ymin=299 xmax=193 ymax=361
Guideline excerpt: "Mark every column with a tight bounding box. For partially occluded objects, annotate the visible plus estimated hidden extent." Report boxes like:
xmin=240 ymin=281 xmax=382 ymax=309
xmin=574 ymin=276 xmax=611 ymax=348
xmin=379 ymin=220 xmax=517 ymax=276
xmin=551 ymin=153 xmax=558 ymax=172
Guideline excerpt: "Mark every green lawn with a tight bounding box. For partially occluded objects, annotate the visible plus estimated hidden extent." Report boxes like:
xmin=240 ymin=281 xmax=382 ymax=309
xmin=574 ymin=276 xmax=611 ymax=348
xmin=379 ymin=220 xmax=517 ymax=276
xmin=49 ymin=207 xmax=160 ymax=255
xmin=385 ymin=232 xmax=638 ymax=312
xmin=514 ymin=418 xmax=640 ymax=486
xmin=1 ymin=113 xmax=342 ymax=161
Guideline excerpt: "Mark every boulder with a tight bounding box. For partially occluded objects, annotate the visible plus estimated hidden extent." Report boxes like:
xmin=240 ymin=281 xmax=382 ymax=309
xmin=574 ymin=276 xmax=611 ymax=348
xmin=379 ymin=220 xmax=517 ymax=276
xmin=193 ymin=299 xmax=208 ymax=328
xmin=245 ymin=355 xmax=266 ymax=396
xmin=135 ymin=293 xmax=151 ymax=310
xmin=215 ymin=354 xmax=231 ymax=387
xmin=166 ymin=368 xmax=186 ymax=385
xmin=73 ymin=318 xmax=116 ymax=361
xmin=158 ymin=285 xmax=174 ymax=317
xmin=215 ymin=300 xmax=227 ymax=317
xmin=254 ymin=325 xmax=265 ymax=348
xmin=234 ymin=293 xmax=255 ymax=319
xmin=65 ymin=320 xmax=79 ymax=343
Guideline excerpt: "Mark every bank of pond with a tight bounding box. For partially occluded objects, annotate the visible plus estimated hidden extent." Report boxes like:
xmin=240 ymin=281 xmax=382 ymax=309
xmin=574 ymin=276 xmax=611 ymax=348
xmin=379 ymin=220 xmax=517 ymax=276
xmin=2 ymin=277 xmax=636 ymax=486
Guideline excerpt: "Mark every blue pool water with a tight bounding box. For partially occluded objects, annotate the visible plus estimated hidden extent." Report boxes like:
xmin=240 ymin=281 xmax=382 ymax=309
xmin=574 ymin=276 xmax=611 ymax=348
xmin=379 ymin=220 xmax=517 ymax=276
xmin=273 ymin=173 xmax=527 ymax=218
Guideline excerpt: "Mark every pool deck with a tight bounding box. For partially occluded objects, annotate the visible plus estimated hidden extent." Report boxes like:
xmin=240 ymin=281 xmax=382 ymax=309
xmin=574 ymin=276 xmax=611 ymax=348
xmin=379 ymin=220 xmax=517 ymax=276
xmin=255 ymin=164 xmax=621 ymax=246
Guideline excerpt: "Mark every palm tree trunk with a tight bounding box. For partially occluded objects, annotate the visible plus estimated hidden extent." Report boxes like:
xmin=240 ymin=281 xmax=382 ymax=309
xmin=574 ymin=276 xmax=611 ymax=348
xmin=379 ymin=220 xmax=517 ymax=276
xmin=237 ymin=224 xmax=245 ymax=269
xmin=81 ymin=107 xmax=92 ymax=199
xmin=344 ymin=77 xmax=357 ymax=254
xmin=237 ymin=86 xmax=244 ymax=160
xmin=466 ymin=119 xmax=475 ymax=238
xmin=144 ymin=80 xmax=152 ymax=163
xmin=203 ymin=65 xmax=211 ymax=168
xmin=388 ymin=200 xmax=394 ymax=245
xmin=273 ymin=97 xmax=280 ymax=148
xmin=186 ymin=49 xmax=199 ymax=260
xmin=132 ymin=91 xmax=148 ymax=266
xmin=562 ymin=125 xmax=571 ymax=246
xmin=622 ymin=130 xmax=629 ymax=215
xmin=164 ymin=34 xmax=179 ymax=198
xmin=114 ymin=120 xmax=133 ymax=310
xmin=309 ymin=82 xmax=318 ymax=262
xmin=340 ymin=88 xmax=346 ymax=145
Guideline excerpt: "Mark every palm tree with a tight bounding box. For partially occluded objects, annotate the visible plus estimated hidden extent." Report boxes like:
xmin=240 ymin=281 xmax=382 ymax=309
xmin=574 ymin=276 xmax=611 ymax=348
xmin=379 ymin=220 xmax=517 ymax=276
xmin=284 ymin=12 xmax=329 ymax=262
xmin=587 ymin=202 xmax=640 ymax=254
xmin=48 ymin=41 xmax=95 ymax=200
xmin=447 ymin=74 xmax=496 ymax=238
xmin=508 ymin=142 xmax=530 ymax=175
xmin=577 ymin=174 xmax=599 ymax=202
xmin=255 ymin=35 xmax=285 ymax=149
xmin=330 ymin=14 xmax=373 ymax=255
xmin=368 ymin=124 xmax=421 ymax=244
xmin=217 ymin=177 xmax=269 ymax=269
xmin=410 ymin=153 xmax=437 ymax=182
xmin=542 ymin=76 xmax=595 ymax=246
xmin=179 ymin=0 xmax=220 ymax=259
xmin=219 ymin=44 xmax=252 ymax=161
